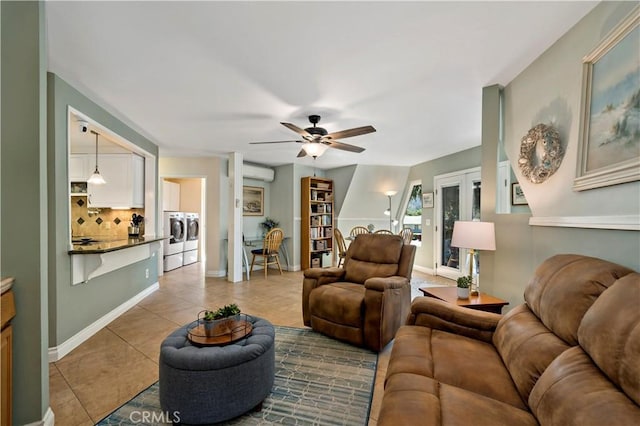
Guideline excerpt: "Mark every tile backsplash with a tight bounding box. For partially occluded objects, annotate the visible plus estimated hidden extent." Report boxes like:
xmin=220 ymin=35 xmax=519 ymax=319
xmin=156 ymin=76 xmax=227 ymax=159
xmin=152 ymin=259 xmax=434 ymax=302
xmin=71 ymin=196 xmax=145 ymax=239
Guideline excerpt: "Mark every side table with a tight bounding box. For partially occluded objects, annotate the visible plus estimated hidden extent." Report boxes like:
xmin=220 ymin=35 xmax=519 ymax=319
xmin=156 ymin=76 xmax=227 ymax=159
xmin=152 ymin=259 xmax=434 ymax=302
xmin=419 ymin=286 xmax=508 ymax=314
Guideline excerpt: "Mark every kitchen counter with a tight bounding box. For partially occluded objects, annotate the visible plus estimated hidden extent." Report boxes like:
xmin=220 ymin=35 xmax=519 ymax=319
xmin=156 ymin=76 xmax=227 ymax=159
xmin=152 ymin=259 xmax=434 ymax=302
xmin=68 ymin=236 xmax=168 ymax=254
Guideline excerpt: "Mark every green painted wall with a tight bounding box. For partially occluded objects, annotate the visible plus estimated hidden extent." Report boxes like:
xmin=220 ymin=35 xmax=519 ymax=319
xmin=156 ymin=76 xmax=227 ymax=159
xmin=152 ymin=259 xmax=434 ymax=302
xmin=48 ymin=73 xmax=160 ymax=345
xmin=1 ymin=1 xmax=49 ymax=423
xmin=481 ymin=2 xmax=640 ymax=311
xmin=407 ymin=146 xmax=482 ymax=271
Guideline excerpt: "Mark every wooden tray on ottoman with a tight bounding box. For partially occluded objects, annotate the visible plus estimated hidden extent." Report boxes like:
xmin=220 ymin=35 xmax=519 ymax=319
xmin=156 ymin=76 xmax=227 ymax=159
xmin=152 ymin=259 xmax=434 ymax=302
xmin=187 ymin=315 xmax=253 ymax=346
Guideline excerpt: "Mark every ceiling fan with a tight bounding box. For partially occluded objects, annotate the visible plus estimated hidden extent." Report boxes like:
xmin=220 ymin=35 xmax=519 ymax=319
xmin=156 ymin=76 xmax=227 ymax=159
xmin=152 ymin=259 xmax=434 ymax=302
xmin=250 ymin=115 xmax=376 ymax=158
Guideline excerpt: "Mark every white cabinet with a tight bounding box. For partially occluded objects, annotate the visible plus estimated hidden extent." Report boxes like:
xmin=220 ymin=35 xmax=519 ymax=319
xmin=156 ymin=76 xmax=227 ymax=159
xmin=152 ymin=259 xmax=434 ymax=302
xmin=69 ymin=154 xmax=91 ymax=182
xmin=88 ymin=154 xmax=144 ymax=208
xmin=162 ymin=181 xmax=180 ymax=211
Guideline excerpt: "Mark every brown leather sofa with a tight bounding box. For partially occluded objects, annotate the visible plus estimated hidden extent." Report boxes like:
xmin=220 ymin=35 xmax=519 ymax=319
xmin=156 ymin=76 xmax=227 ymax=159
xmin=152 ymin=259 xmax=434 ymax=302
xmin=378 ymin=254 xmax=640 ymax=425
xmin=302 ymin=233 xmax=416 ymax=352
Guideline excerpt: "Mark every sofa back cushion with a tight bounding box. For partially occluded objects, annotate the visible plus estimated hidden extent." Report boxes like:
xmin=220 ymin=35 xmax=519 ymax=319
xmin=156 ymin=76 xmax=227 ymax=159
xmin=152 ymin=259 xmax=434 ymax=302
xmin=493 ymin=304 xmax=571 ymax=403
xmin=344 ymin=234 xmax=403 ymax=284
xmin=578 ymin=272 xmax=640 ymax=405
xmin=523 ymin=254 xmax=634 ymax=345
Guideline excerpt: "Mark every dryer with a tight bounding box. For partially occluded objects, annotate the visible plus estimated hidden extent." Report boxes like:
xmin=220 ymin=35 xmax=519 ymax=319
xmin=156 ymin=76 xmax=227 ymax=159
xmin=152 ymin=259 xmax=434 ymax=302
xmin=164 ymin=211 xmax=185 ymax=271
xmin=183 ymin=212 xmax=199 ymax=265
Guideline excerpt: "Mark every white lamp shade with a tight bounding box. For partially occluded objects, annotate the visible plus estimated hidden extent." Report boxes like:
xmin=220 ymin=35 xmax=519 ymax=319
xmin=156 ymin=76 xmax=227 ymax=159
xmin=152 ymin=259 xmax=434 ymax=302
xmin=451 ymin=221 xmax=496 ymax=251
xmin=302 ymin=142 xmax=328 ymax=157
xmin=88 ymin=169 xmax=106 ymax=185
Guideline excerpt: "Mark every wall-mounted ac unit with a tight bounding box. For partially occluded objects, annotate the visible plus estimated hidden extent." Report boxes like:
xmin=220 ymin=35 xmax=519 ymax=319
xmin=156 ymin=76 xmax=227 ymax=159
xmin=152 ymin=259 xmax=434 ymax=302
xmin=243 ymin=163 xmax=275 ymax=182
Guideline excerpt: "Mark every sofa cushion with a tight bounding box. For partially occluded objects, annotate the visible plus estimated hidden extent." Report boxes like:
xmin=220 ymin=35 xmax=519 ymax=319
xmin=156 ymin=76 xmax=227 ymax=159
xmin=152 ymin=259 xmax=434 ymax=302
xmin=386 ymin=325 xmax=526 ymax=410
xmin=578 ymin=273 xmax=640 ymax=405
xmin=309 ymin=282 xmax=364 ymax=328
xmin=380 ymin=373 xmax=538 ymax=426
xmin=493 ymin=304 xmax=571 ymax=403
xmin=529 ymin=346 xmax=640 ymax=426
xmin=524 ymin=254 xmax=634 ymax=345
xmin=344 ymin=234 xmax=403 ymax=283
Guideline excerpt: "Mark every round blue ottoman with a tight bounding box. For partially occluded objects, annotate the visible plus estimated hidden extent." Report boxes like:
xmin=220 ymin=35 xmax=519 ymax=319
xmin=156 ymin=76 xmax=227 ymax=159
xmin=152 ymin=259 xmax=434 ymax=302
xmin=159 ymin=316 xmax=275 ymax=424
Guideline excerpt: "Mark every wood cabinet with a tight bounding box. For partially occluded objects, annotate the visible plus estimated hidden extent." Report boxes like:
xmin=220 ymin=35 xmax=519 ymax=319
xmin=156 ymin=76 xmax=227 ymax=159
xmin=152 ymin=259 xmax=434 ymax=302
xmin=301 ymin=177 xmax=334 ymax=270
xmin=87 ymin=153 xmax=144 ymax=208
xmin=1 ymin=284 xmax=15 ymax=426
xmin=162 ymin=180 xmax=181 ymax=211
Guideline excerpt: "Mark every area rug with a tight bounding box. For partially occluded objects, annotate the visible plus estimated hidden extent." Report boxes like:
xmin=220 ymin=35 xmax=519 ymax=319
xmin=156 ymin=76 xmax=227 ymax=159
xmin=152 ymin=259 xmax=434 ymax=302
xmin=97 ymin=326 xmax=378 ymax=425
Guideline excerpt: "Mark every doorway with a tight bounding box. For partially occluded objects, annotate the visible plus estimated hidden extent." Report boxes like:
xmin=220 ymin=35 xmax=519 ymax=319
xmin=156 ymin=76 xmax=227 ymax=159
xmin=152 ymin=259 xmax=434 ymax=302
xmin=434 ymin=167 xmax=481 ymax=280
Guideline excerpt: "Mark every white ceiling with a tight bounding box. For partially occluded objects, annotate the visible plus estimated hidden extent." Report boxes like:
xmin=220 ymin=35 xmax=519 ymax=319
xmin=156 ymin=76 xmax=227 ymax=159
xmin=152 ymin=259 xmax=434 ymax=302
xmin=46 ymin=1 xmax=598 ymax=169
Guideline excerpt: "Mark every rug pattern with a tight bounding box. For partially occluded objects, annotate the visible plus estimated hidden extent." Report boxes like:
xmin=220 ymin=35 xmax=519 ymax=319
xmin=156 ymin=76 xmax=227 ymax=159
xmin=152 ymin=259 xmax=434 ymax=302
xmin=98 ymin=326 xmax=378 ymax=425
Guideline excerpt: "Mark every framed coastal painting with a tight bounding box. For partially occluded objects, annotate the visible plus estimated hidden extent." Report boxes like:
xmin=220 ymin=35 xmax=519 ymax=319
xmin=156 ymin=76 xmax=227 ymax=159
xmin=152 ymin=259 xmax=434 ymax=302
xmin=574 ymin=7 xmax=640 ymax=191
xmin=243 ymin=186 xmax=264 ymax=216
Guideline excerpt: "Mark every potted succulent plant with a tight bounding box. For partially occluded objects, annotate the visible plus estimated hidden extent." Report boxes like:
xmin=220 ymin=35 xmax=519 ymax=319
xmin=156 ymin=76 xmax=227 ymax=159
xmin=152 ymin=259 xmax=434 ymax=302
xmin=456 ymin=276 xmax=472 ymax=299
xmin=202 ymin=303 xmax=241 ymax=337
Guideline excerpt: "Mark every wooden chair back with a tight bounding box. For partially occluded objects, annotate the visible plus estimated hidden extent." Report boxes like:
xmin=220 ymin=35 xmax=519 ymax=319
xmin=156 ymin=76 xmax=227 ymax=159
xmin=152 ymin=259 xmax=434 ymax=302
xmin=350 ymin=226 xmax=370 ymax=237
xmin=263 ymin=228 xmax=284 ymax=254
xmin=374 ymin=229 xmax=394 ymax=235
xmin=399 ymin=227 xmax=414 ymax=244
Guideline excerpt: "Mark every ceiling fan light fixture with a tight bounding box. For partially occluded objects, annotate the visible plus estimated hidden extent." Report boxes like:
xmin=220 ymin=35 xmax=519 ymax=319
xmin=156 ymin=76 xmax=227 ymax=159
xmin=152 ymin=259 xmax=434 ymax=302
xmin=302 ymin=143 xmax=328 ymax=158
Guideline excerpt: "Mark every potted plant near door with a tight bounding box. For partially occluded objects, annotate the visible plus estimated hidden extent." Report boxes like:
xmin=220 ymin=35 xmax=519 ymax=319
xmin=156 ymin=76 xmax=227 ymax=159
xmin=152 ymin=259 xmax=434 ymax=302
xmin=202 ymin=303 xmax=241 ymax=337
xmin=456 ymin=276 xmax=472 ymax=299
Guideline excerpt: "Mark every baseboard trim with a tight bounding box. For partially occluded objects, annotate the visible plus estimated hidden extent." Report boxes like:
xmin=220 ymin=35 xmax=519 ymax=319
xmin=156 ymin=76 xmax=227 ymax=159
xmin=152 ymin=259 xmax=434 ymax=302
xmin=24 ymin=406 xmax=54 ymax=426
xmin=413 ymin=264 xmax=435 ymax=275
xmin=48 ymin=283 xmax=159 ymax=362
xmin=205 ymin=269 xmax=226 ymax=277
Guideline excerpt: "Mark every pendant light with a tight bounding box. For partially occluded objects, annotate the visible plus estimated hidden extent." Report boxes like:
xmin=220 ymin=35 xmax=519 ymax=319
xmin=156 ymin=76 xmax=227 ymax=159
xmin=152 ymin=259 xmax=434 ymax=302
xmin=87 ymin=130 xmax=106 ymax=185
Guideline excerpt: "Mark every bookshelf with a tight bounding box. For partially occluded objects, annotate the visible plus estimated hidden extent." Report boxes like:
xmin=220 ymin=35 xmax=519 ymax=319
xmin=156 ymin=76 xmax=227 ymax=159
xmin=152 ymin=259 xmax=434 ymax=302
xmin=301 ymin=176 xmax=334 ymax=270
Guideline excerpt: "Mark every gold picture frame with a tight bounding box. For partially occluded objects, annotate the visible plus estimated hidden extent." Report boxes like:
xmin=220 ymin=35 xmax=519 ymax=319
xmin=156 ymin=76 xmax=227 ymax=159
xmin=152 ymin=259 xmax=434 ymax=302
xmin=243 ymin=186 xmax=264 ymax=216
xmin=574 ymin=7 xmax=640 ymax=191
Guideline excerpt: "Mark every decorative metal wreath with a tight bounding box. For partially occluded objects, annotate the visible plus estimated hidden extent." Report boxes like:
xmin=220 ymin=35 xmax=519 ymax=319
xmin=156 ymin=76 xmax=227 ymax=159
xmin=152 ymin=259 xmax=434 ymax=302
xmin=518 ymin=123 xmax=564 ymax=184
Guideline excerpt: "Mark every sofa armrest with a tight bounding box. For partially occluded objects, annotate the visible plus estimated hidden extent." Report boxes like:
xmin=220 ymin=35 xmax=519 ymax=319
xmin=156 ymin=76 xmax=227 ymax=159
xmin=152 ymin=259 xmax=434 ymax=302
xmin=364 ymin=276 xmax=409 ymax=291
xmin=407 ymin=296 xmax=501 ymax=343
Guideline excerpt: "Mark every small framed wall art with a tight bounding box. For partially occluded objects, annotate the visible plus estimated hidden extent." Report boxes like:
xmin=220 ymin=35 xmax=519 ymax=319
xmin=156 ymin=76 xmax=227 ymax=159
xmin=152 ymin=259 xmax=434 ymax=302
xmin=243 ymin=186 xmax=264 ymax=216
xmin=422 ymin=192 xmax=434 ymax=208
xmin=511 ymin=183 xmax=528 ymax=206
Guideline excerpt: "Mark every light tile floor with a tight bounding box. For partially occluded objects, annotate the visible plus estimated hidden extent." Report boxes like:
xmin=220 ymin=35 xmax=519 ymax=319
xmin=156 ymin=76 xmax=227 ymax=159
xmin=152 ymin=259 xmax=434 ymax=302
xmin=49 ymin=263 xmax=453 ymax=425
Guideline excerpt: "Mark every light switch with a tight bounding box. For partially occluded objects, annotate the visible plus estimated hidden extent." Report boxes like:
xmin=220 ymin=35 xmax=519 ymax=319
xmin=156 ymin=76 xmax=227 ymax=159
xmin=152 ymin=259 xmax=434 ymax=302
xmin=424 ymin=219 xmax=431 ymax=226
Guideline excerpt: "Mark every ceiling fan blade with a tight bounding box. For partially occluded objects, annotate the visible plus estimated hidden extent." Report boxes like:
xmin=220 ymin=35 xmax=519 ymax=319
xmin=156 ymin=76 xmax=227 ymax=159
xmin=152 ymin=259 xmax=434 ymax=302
xmin=281 ymin=122 xmax=312 ymax=138
xmin=297 ymin=149 xmax=307 ymax=158
xmin=249 ymin=140 xmax=302 ymax=145
xmin=325 ymin=125 xmax=376 ymax=140
xmin=325 ymin=140 xmax=366 ymax=153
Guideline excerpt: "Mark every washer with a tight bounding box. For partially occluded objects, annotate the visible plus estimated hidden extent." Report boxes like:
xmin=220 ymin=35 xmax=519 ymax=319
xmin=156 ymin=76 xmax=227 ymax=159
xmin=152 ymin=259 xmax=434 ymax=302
xmin=183 ymin=212 xmax=199 ymax=265
xmin=164 ymin=212 xmax=185 ymax=271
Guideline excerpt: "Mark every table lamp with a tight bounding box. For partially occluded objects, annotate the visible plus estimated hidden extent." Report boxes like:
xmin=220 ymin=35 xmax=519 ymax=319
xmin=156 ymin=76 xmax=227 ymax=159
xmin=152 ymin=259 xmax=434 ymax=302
xmin=451 ymin=221 xmax=496 ymax=295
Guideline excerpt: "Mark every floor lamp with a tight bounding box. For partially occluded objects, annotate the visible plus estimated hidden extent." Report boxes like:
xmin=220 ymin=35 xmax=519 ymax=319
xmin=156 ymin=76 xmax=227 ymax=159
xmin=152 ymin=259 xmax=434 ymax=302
xmin=451 ymin=221 xmax=496 ymax=295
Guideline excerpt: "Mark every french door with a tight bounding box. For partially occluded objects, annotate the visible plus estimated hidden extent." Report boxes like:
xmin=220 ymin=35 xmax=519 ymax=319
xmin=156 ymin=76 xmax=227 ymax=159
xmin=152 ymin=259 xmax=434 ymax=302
xmin=434 ymin=168 xmax=481 ymax=280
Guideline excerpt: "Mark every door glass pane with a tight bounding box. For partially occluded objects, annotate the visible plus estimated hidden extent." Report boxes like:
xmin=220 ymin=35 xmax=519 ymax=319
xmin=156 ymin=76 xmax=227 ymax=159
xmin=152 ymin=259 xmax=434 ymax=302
xmin=441 ymin=185 xmax=459 ymax=268
xmin=472 ymin=181 xmax=481 ymax=220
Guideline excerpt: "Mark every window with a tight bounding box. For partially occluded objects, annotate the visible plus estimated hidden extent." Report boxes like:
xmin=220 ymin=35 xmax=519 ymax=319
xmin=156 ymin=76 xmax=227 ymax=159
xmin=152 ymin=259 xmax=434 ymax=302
xmin=401 ymin=182 xmax=422 ymax=245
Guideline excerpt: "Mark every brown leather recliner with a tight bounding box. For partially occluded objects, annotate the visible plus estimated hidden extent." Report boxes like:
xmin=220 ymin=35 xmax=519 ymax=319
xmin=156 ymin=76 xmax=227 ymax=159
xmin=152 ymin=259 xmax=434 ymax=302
xmin=302 ymin=233 xmax=416 ymax=352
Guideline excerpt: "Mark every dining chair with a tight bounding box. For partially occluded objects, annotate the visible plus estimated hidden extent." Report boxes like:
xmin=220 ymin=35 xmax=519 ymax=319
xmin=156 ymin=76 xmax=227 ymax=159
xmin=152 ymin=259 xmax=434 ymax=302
xmin=374 ymin=229 xmax=394 ymax=235
xmin=349 ymin=226 xmax=370 ymax=238
xmin=250 ymin=228 xmax=284 ymax=278
xmin=399 ymin=227 xmax=414 ymax=244
xmin=334 ymin=228 xmax=348 ymax=268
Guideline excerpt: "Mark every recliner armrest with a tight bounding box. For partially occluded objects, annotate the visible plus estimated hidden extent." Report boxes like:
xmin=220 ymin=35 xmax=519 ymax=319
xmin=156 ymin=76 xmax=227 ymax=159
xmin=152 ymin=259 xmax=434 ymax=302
xmin=364 ymin=276 xmax=409 ymax=291
xmin=303 ymin=267 xmax=345 ymax=281
xmin=407 ymin=296 xmax=501 ymax=343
